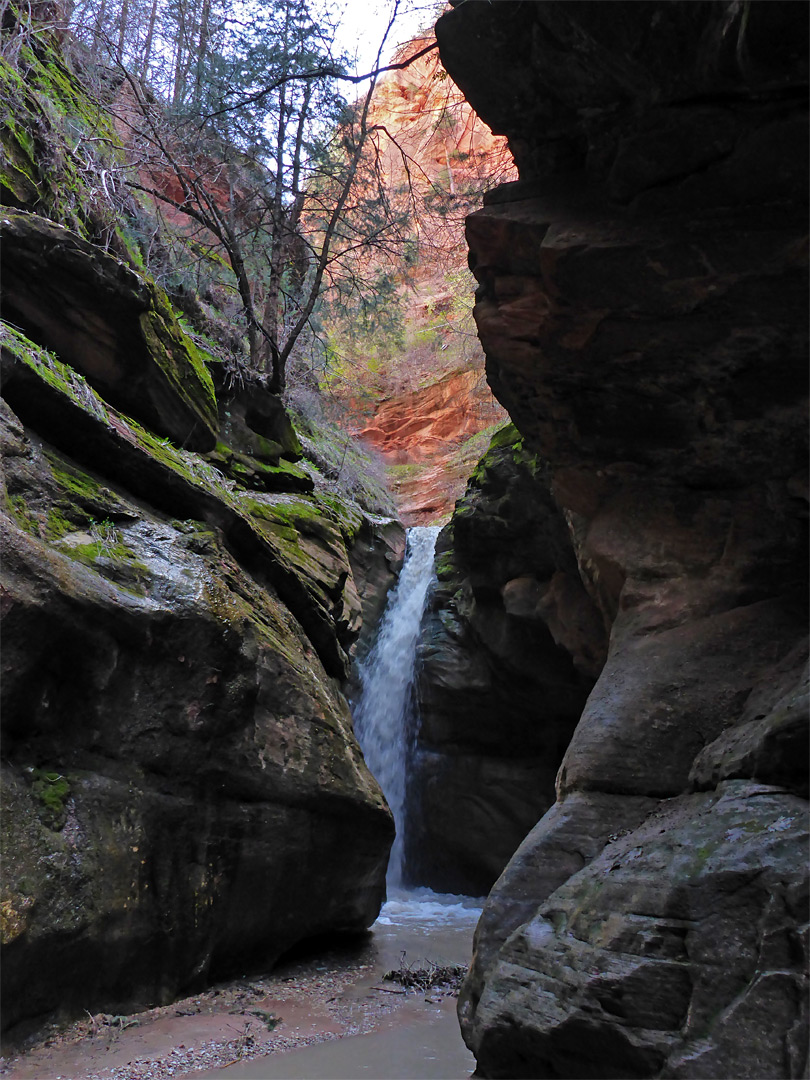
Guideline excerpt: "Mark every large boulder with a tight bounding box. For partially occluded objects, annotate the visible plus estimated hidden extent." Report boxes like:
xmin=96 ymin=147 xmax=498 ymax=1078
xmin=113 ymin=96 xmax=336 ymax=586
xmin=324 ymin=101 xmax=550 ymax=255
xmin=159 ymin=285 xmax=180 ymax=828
xmin=0 ymin=12 xmax=402 ymax=1037
xmin=469 ymin=781 xmax=808 ymax=1080
xmin=434 ymin=1 xmax=809 ymax=1075
xmin=0 ymin=322 xmax=396 ymax=1031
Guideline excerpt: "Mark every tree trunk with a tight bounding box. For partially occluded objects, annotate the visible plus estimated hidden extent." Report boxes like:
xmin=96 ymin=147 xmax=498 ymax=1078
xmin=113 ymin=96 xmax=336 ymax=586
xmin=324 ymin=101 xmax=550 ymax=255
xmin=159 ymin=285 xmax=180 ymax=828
xmin=258 ymin=63 xmax=289 ymax=381
xmin=91 ymin=0 xmax=107 ymax=58
xmin=193 ymin=0 xmax=211 ymax=101
xmin=116 ymin=0 xmax=130 ymax=63
xmin=172 ymin=0 xmax=188 ymax=105
xmin=139 ymin=0 xmax=159 ymax=80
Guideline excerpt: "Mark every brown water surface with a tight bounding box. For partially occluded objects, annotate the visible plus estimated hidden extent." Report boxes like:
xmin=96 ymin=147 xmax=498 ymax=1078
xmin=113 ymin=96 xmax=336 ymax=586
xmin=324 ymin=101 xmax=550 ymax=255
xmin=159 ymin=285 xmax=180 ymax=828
xmin=198 ymin=997 xmax=474 ymax=1079
xmin=0 ymin=889 xmax=481 ymax=1080
xmin=195 ymin=888 xmax=482 ymax=1080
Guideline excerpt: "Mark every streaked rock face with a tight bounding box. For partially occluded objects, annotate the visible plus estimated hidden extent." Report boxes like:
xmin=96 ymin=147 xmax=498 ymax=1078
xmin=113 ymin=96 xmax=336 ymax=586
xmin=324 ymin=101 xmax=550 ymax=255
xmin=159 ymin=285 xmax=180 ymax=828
xmin=358 ymin=369 xmax=506 ymax=526
xmin=434 ymin=2 xmax=809 ymax=1075
xmin=320 ymin=37 xmax=513 ymax=527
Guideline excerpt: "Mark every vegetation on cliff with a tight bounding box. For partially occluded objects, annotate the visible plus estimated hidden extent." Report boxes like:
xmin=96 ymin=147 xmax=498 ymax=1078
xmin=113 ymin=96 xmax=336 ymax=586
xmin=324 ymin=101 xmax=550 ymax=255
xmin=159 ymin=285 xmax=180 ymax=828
xmin=5 ymin=0 xmax=518 ymax=529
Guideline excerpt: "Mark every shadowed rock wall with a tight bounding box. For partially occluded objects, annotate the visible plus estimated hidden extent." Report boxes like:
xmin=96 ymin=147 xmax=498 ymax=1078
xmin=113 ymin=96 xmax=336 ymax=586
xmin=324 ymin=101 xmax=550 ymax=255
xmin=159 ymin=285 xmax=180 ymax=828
xmin=409 ymin=424 xmax=606 ymax=895
xmin=0 ymin=235 xmax=399 ymax=1031
xmin=431 ymin=2 xmax=808 ymax=1076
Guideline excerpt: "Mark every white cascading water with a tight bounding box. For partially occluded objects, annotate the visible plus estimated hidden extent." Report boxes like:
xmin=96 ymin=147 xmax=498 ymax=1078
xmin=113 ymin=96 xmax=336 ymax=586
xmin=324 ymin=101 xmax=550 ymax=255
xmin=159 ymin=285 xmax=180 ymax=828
xmin=353 ymin=525 xmax=441 ymax=886
xmin=248 ymin=525 xmax=482 ymax=1079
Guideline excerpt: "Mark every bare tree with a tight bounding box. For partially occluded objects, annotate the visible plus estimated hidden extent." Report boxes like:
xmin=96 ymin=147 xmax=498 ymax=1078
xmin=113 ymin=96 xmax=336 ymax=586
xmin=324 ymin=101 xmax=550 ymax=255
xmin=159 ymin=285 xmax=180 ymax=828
xmin=106 ymin=0 xmax=419 ymax=393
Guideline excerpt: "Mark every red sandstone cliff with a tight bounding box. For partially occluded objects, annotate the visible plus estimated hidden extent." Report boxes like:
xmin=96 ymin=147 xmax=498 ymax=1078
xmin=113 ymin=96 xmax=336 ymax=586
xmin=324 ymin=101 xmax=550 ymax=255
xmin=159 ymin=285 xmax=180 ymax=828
xmin=326 ymin=33 xmax=516 ymax=524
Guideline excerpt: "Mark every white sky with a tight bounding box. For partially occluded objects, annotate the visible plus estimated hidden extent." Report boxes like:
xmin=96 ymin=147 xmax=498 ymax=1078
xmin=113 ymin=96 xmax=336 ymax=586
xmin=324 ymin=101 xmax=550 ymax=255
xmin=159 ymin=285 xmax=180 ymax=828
xmin=322 ymin=0 xmax=443 ymax=78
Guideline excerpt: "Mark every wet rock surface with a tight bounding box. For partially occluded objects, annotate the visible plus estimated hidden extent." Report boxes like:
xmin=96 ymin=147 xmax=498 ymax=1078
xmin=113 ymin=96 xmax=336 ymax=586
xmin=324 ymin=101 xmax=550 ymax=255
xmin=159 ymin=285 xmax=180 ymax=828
xmin=434 ymin=1 xmax=809 ymax=1075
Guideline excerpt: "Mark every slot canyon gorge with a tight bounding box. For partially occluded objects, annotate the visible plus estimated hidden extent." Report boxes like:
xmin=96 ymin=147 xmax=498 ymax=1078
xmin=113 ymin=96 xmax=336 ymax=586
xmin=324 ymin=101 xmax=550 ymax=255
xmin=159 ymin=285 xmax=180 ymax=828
xmin=1 ymin=1 xmax=807 ymax=1078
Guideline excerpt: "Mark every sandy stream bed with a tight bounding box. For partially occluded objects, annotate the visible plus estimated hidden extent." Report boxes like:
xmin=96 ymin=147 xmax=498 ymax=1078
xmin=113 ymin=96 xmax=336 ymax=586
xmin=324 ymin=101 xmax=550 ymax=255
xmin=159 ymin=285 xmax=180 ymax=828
xmin=1 ymin=935 xmax=462 ymax=1080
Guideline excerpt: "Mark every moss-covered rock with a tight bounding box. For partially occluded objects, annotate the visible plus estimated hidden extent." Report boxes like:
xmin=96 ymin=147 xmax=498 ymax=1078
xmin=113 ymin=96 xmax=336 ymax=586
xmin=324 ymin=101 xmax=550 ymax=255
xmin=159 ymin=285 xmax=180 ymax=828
xmin=0 ymin=322 xmax=369 ymax=677
xmin=0 ymin=211 xmax=218 ymax=451
xmin=29 ymin=768 xmax=71 ymax=830
xmin=0 ymin=10 xmax=125 ymax=243
xmin=217 ymin=383 xmax=303 ymax=464
xmin=0 ymin=396 xmax=394 ymax=1031
xmin=208 ymin=445 xmax=314 ymax=495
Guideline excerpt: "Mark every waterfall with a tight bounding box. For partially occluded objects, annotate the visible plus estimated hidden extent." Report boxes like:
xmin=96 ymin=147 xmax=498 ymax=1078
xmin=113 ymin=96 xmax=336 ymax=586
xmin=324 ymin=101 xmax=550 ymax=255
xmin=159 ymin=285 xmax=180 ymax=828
xmin=353 ymin=525 xmax=441 ymax=887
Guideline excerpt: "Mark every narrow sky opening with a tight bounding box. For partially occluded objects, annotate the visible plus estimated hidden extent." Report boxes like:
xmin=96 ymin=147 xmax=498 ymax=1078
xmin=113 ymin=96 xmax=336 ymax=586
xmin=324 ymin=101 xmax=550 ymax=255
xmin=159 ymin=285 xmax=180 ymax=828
xmin=320 ymin=0 xmax=442 ymax=79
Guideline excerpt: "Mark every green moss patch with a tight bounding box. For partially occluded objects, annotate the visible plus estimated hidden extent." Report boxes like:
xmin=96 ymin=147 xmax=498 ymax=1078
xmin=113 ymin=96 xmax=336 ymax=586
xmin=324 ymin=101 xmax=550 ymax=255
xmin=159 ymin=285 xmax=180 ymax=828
xmin=43 ymin=507 xmax=78 ymax=541
xmin=5 ymin=492 xmax=39 ymax=534
xmin=488 ymin=422 xmax=522 ymax=452
xmin=211 ymin=449 xmax=314 ymax=494
xmin=0 ymin=18 xmax=125 ymax=241
xmin=139 ymin=282 xmax=219 ymax=444
xmin=1 ymin=321 xmax=112 ymax=426
xmin=29 ymin=768 xmax=70 ymax=830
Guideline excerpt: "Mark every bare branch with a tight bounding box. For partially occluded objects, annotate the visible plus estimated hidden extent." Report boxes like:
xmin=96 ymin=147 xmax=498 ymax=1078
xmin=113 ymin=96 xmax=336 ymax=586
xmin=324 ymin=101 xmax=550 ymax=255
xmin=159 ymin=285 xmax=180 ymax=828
xmin=202 ymin=40 xmax=438 ymax=122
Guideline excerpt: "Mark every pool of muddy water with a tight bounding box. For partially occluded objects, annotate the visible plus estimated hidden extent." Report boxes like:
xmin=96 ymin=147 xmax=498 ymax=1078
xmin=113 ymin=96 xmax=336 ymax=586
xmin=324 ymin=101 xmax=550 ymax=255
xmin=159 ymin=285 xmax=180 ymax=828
xmin=1 ymin=889 xmax=482 ymax=1080
xmin=201 ymin=997 xmax=473 ymax=1079
xmin=200 ymin=888 xmax=482 ymax=1080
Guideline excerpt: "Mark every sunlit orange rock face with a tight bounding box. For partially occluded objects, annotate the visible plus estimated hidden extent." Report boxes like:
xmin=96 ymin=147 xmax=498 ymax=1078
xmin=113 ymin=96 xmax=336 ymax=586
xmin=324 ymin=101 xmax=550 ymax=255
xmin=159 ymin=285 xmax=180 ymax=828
xmin=361 ymin=370 xmax=485 ymax=463
xmin=332 ymin=34 xmax=516 ymax=525
xmin=356 ymin=368 xmax=505 ymax=525
xmin=369 ymin=35 xmax=516 ymax=212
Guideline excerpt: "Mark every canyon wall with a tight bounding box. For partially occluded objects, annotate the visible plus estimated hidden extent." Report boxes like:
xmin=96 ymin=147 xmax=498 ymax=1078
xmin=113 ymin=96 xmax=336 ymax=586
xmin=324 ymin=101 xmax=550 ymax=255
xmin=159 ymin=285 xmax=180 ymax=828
xmin=325 ymin=34 xmax=512 ymax=525
xmin=358 ymin=368 xmax=506 ymax=526
xmin=410 ymin=423 xmax=606 ymax=895
xmin=0 ymin=20 xmax=403 ymax=1032
xmin=431 ymin=2 xmax=809 ymax=1077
